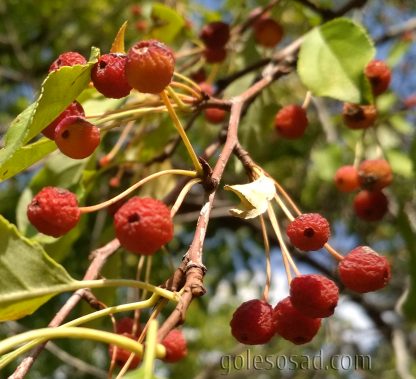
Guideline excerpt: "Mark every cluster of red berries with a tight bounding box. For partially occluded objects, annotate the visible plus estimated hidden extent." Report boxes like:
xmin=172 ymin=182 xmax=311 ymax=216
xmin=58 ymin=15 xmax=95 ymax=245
xmin=200 ymin=21 xmax=230 ymax=64
xmin=43 ymin=39 xmax=175 ymax=160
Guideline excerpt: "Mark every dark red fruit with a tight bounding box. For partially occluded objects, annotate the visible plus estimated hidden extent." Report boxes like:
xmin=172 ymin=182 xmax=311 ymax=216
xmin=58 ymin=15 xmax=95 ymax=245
xmin=253 ymin=17 xmax=284 ymax=48
xmin=358 ymin=159 xmax=393 ymax=191
xmin=49 ymin=51 xmax=87 ymax=72
xmin=108 ymin=333 xmax=141 ymax=369
xmin=161 ymin=329 xmax=188 ymax=363
xmin=274 ymin=297 xmax=321 ymax=345
xmin=290 ymin=275 xmax=339 ymax=318
xmin=342 ymin=103 xmax=377 ymax=130
xmin=54 ymin=116 xmax=100 ymax=159
xmin=286 ymin=213 xmax=331 ymax=251
xmin=190 ymin=68 xmax=207 ymax=83
xmin=334 ymin=165 xmax=360 ymax=192
xmin=42 ymin=101 xmax=85 ymax=140
xmin=200 ymin=21 xmax=230 ymax=48
xmin=354 ymin=190 xmax=388 ymax=221
xmin=115 ymin=317 xmax=140 ymax=337
xmin=274 ymin=105 xmax=308 ymax=139
xmin=365 ymin=60 xmax=391 ymax=96
xmin=91 ymin=53 xmax=132 ymax=99
xmin=204 ymin=108 xmax=227 ymax=124
xmin=125 ymin=40 xmax=175 ymax=94
xmin=113 ymin=197 xmax=174 ymax=255
xmin=338 ymin=246 xmax=391 ymax=293
xmin=230 ymin=299 xmax=277 ymax=345
xmin=203 ymin=47 xmax=227 ymax=63
xmin=27 ymin=187 xmax=80 ymax=237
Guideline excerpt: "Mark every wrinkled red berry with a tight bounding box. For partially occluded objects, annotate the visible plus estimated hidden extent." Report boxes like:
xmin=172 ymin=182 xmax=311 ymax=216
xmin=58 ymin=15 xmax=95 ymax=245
xmin=200 ymin=21 xmax=230 ymax=48
xmin=286 ymin=213 xmax=330 ymax=251
xmin=358 ymin=159 xmax=393 ymax=191
xmin=342 ymin=103 xmax=377 ymax=130
xmin=55 ymin=116 xmax=100 ymax=159
xmin=274 ymin=297 xmax=321 ymax=345
xmin=125 ymin=40 xmax=175 ymax=94
xmin=203 ymin=47 xmax=227 ymax=63
xmin=334 ymin=165 xmax=360 ymax=192
xmin=274 ymin=105 xmax=308 ymax=139
xmin=114 ymin=197 xmax=174 ymax=255
xmin=230 ymin=299 xmax=277 ymax=345
xmin=354 ymin=190 xmax=388 ymax=221
xmin=108 ymin=333 xmax=141 ymax=369
xmin=27 ymin=187 xmax=80 ymax=237
xmin=253 ymin=17 xmax=284 ymax=48
xmin=338 ymin=246 xmax=391 ymax=293
xmin=204 ymin=108 xmax=227 ymax=124
xmin=290 ymin=274 xmax=339 ymax=318
xmin=91 ymin=53 xmax=132 ymax=99
xmin=49 ymin=51 xmax=87 ymax=72
xmin=42 ymin=101 xmax=85 ymax=140
xmin=161 ymin=329 xmax=188 ymax=363
xmin=365 ymin=60 xmax=391 ymax=96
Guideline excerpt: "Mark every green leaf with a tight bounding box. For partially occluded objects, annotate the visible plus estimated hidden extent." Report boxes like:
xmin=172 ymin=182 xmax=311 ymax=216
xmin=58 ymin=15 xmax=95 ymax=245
xmin=298 ymin=18 xmax=375 ymax=104
xmin=150 ymin=3 xmax=185 ymax=43
xmin=0 ymin=215 xmax=76 ymax=321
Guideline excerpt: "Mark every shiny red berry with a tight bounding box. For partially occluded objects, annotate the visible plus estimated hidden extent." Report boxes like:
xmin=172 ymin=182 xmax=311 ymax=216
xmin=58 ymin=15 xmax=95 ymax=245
xmin=358 ymin=159 xmax=393 ymax=191
xmin=91 ymin=53 xmax=132 ymax=99
xmin=204 ymin=108 xmax=227 ymax=124
xmin=125 ymin=40 xmax=175 ymax=94
xmin=113 ymin=197 xmax=174 ymax=255
xmin=338 ymin=246 xmax=391 ymax=293
xmin=365 ymin=60 xmax=391 ymax=96
xmin=334 ymin=165 xmax=360 ymax=192
xmin=200 ymin=21 xmax=230 ymax=48
xmin=286 ymin=213 xmax=330 ymax=251
xmin=54 ymin=116 xmax=100 ymax=159
xmin=342 ymin=103 xmax=377 ymax=130
xmin=230 ymin=299 xmax=277 ymax=345
xmin=274 ymin=105 xmax=308 ymax=139
xmin=161 ymin=329 xmax=188 ymax=363
xmin=253 ymin=17 xmax=284 ymax=48
xmin=274 ymin=297 xmax=321 ymax=345
xmin=27 ymin=187 xmax=80 ymax=237
xmin=354 ymin=190 xmax=388 ymax=221
xmin=108 ymin=333 xmax=141 ymax=369
xmin=49 ymin=51 xmax=87 ymax=72
xmin=290 ymin=274 xmax=339 ymax=318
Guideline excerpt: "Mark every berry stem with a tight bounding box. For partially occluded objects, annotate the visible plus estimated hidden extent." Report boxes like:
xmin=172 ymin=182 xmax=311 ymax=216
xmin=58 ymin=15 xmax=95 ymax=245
xmin=353 ymin=130 xmax=367 ymax=168
xmin=170 ymin=178 xmax=202 ymax=217
xmin=166 ymin=85 xmax=195 ymax=111
xmin=175 ymin=46 xmax=205 ymax=59
xmin=324 ymin=243 xmax=344 ymax=261
xmin=302 ymin=91 xmax=313 ymax=109
xmin=270 ymin=175 xmax=302 ymax=216
xmin=169 ymin=81 xmax=203 ymax=102
xmin=160 ymin=90 xmax=204 ymax=175
xmin=274 ymin=194 xmax=295 ymax=221
xmin=259 ymin=215 xmax=271 ymax=303
xmin=79 ymin=169 xmax=197 ymax=214
xmin=173 ymin=71 xmax=202 ymax=92
xmin=143 ymin=320 xmax=159 ymax=379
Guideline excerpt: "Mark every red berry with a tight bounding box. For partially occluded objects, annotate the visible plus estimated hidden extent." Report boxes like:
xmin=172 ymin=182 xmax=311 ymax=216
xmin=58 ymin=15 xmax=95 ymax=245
xmin=115 ymin=317 xmax=140 ymax=337
xmin=365 ymin=60 xmax=391 ymax=96
xmin=290 ymin=275 xmax=339 ymax=318
xmin=403 ymin=94 xmax=416 ymax=109
xmin=27 ymin=187 xmax=80 ymax=237
xmin=274 ymin=297 xmax=321 ymax=345
xmin=125 ymin=40 xmax=175 ymax=94
xmin=190 ymin=68 xmax=207 ymax=83
xmin=108 ymin=333 xmax=141 ymax=369
xmin=274 ymin=105 xmax=308 ymax=139
xmin=203 ymin=47 xmax=227 ymax=63
xmin=198 ymin=82 xmax=214 ymax=96
xmin=338 ymin=246 xmax=391 ymax=293
xmin=161 ymin=329 xmax=188 ymax=363
xmin=49 ymin=51 xmax=87 ymax=72
xmin=135 ymin=20 xmax=148 ymax=32
xmin=353 ymin=190 xmax=388 ymax=221
xmin=334 ymin=165 xmax=359 ymax=192
xmin=342 ymin=103 xmax=377 ymax=130
xmin=91 ymin=53 xmax=132 ymax=99
xmin=204 ymin=108 xmax=227 ymax=124
xmin=358 ymin=159 xmax=393 ymax=191
xmin=54 ymin=116 xmax=100 ymax=159
xmin=42 ymin=101 xmax=85 ymax=140
xmin=113 ymin=197 xmax=174 ymax=255
xmin=253 ymin=17 xmax=284 ymax=48
xmin=200 ymin=21 xmax=230 ymax=48
xmin=286 ymin=213 xmax=330 ymax=251
xmin=130 ymin=4 xmax=142 ymax=16
xmin=230 ymin=299 xmax=277 ymax=345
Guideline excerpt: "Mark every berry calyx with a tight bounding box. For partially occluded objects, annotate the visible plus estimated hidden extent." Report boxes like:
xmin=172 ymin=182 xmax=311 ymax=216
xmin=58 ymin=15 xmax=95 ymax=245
xmin=274 ymin=105 xmax=308 ymax=139
xmin=338 ymin=246 xmax=391 ymax=293
xmin=91 ymin=53 xmax=132 ymax=99
xmin=253 ymin=17 xmax=284 ymax=48
xmin=230 ymin=299 xmax=277 ymax=345
xmin=353 ymin=190 xmax=388 ymax=221
xmin=200 ymin=21 xmax=230 ymax=48
xmin=161 ymin=329 xmax=188 ymax=363
xmin=342 ymin=103 xmax=377 ymax=130
xmin=108 ymin=333 xmax=141 ymax=369
xmin=274 ymin=297 xmax=321 ymax=345
xmin=286 ymin=213 xmax=331 ymax=251
xmin=204 ymin=108 xmax=227 ymax=124
xmin=54 ymin=116 xmax=100 ymax=159
xmin=27 ymin=187 xmax=80 ymax=237
xmin=365 ymin=59 xmax=391 ymax=96
xmin=125 ymin=40 xmax=175 ymax=94
xmin=290 ymin=274 xmax=339 ymax=318
xmin=203 ymin=47 xmax=227 ymax=64
xmin=357 ymin=159 xmax=393 ymax=191
xmin=113 ymin=197 xmax=174 ymax=255
xmin=42 ymin=101 xmax=85 ymax=140
xmin=334 ymin=165 xmax=360 ymax=192
xmin=49 ymin=51 xmax=87 ymax=72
